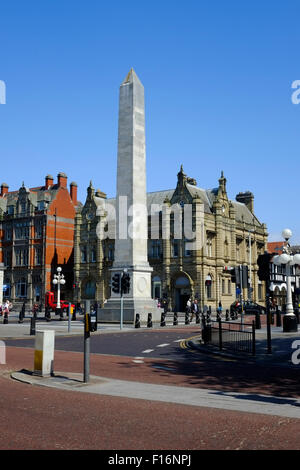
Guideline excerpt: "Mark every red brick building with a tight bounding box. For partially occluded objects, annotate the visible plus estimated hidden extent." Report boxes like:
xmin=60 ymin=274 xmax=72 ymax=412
xmin=0 ymin=173 xmax=79 ymax=307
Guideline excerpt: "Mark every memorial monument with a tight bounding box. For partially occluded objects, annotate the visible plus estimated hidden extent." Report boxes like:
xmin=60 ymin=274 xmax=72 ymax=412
xmin=99 ymin=69 xmax=161 ymax=324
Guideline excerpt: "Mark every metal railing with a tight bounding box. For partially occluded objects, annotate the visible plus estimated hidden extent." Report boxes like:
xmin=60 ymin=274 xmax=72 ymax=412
xmin=204 ymin=319 xmax=256 ymax=355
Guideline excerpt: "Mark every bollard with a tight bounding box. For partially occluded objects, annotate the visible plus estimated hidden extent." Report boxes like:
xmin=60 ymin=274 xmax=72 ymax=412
xmin=276 ymin=311 xmax=282 ymax=327
xmin=72 ymin=305 xmax=77 ymax=321
xmin=3 ymin=313 xmax=8 ymax=324
xmin=196 ymin=312 xmax=200 ymax=324
xmin=225 ymin=309 xmax=230 ymax=321
xmin=160 ymin=312 xmax=166 ymax=327
xmin=294 ymin=308 xmax=300 ymax=324
xmin=173 ymin=312 xmax=178 ymax=326
xmin=147 ymin=313 xmax=152 ymax=328
xmin=30 ymin=316 xmax=36 ymax=335
xmin=255 ymin=311 xmax=261 ymax=329
xmin=45 ymin=306 xmax=51 ymax=322
xmin=135 ymin=314 xmax=141 ymax=328
xmin=185 ymin=312 xmax=190 ymax=325
xmin=202 ymin=323 xmax=212 ymax=344
xmin=33 ymin=330 xmax=55 ymax=377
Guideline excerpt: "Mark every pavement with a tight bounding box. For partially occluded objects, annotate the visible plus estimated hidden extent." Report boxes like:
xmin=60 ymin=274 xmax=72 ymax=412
xmin=2 ymin=310 xmax=300 ymax=422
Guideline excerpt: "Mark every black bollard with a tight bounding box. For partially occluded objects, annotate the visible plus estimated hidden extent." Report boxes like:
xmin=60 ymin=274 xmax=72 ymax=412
xmin=147 ymin=313 xmax=152 ymax=328
xmin=30 ymin=316 xmax=36 ymax=335
xmin=196 ymin=312 xmax=200 ymax=324
xmin=173 ymin=312 xmax=178 ymax=326
xmin=294 ymin=308 xmax=300 ymax=324
xmin=3 ymin=313 xmax=8 ymax=324
xmin=135 ymin=313 xmax=140 ymax=328
xmin=225 ymin=309 xmax=230 ymax=321
xmin=255 ymin=311 xmax=261 ymax=329
xmin=160 ymin=312 xmax=166 ymax=327
xmin=72 ymin=306 xmax=77 ymax=321
xmin=185 ymin=312 xmax=190 ymax=325
xmin=276 ymin=311 xmax=282 ymax=327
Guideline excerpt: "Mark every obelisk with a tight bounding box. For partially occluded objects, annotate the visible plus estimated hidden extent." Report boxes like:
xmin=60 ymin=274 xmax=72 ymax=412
xmin=100 ymin=69 xmax=160 ymax=324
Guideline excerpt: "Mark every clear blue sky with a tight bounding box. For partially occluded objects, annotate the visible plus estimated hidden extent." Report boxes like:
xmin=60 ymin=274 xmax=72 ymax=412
xmin=1 ymin=1 xmax=300 ymax=243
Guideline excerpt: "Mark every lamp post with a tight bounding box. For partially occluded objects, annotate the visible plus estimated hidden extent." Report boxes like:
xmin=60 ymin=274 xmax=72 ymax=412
xmin=52 ymin=267 xmax=66 ymax=318
xmin=273 ymin=229 xmax=298 ymax=332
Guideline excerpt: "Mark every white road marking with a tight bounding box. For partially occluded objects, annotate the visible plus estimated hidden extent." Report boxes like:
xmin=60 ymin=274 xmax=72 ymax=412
xmin=142 ymin=349 xmax=154 ymax=353
xmin=173 ymin=339 xmax=185 ymax=343
xmin=156 ymin=343 xmax=170 ymax=348
xmin=132 ymin=360 xmax=144 ymax=364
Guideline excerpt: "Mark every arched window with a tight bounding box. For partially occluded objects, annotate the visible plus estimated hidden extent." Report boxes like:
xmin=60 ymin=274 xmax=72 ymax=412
xmin=205 ymin=275 xmax=212 ymax=299
xmin=152 ymin=276 xmax=162 ymax=299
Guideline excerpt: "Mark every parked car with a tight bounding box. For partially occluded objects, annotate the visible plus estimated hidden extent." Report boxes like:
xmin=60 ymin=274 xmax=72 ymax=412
xmin=230 ymin=300 xmax=266 ymax=315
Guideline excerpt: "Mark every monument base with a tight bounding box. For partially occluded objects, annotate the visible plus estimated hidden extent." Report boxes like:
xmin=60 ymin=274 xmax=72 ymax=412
xmin=98 ymin=297 xmax=162 ymax=325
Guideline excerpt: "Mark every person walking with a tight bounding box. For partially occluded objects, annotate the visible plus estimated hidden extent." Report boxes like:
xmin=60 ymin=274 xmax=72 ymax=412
xmin=186 ymin=298 xmax=192 ymax=315
xmin=190 ymin=299 xmax=199 ymax=322
xmin=217 ymin=301 xmax=223 ymax=320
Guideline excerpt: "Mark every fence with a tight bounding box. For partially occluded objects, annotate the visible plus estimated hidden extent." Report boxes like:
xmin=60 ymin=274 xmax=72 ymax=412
xmin=203 ymin=319 xmax=256 ymax=355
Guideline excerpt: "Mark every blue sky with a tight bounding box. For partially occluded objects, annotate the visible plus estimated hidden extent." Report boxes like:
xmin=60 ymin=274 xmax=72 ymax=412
xmin=0 ymin=1 xmax=300 ymax=243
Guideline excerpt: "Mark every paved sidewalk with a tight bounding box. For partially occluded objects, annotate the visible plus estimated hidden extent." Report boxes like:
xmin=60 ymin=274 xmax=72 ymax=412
xmin=11 ymin=369 xmax=300 ymax=420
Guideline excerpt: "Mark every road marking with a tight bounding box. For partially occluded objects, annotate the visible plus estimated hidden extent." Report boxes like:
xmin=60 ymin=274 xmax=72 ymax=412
xmin=173 ymin=339 xmax=185 ymax=343
xmin=142 ymin=349 xmax=154 ymax=353
xmin=132 ymin=360 xmax=144 ymax=364
xmin=156 ymin=343 xmax=170 ymax=348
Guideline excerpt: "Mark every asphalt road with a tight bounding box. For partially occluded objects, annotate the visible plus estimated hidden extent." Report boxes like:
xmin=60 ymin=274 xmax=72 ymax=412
xmin=5 ymin=327 xmax=201 ymax=361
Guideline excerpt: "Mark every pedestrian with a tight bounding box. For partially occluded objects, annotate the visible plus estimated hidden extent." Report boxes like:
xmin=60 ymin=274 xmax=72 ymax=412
xmin=32 ymin=303 xmax=39 ymax=318
xmin=18 ymin=301 xmax=26 ymax=323
xmin=186 ymin=298 xmax=192 ymax=315
xmin=3 ymin=300 xmax=10 ymax=324
xmin=190 ymin=299 xmax=199 ymax=322
xmin=217 ymin=301 xmax=223 ymax=320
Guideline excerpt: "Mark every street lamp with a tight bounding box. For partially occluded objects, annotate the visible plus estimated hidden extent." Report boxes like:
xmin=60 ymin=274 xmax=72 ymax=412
xmin=273 ymin=229 xmax=299 ymax=332
xmin=52 ymin=267 xmax=66 ymax=318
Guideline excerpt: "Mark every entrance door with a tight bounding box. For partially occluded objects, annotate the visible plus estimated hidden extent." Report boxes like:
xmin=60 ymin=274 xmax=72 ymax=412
xmin=174 ymin=275 xmax=191 ymax=312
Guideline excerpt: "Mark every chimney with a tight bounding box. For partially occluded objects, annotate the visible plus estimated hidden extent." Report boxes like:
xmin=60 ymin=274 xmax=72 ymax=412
xmin=45 ymin=174 xmax=54 ymax=189
xmin=70 ymin=181 xmax=78 ymax=204
xmin=236 ymin=191 xmax=254 ymax=213
xmin=57 ymin=172 xmax=67 ymax=188
xmin=0 ymin=183 xmax=9 ymax=197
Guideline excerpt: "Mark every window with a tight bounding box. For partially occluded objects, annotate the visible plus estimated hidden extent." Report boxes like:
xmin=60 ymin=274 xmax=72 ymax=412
xmin=184 ymin=239 xmax=192 ymax=257
xmin=7 ymin=205 xmax=14 ymax=215
xmin=108 ymin=244 xmax=114 ymax=261
xmin=171 ymin=239 xmax=180 ymax=258
xmin=5 ymin=227 xmax=12 ymax=240
xmin=35 ymin=221 xmax=43 ymax=238
xmin=15 ymin=248 xmax=29 ymax=266
xmin=15 ymin=222 xmax=30 ymax=240
xmin=3 ymin=279 xmax=11 ymax=298
xmin=206 ymin=235 xmax=213 ymax=257
xmin=222 ymin=279 xmax=225 ymax=295
xmin=152 ymin=276 xmax=162 ymax=299
xmin=205 ymin=275 xmax=212 ymax=299
xmin=84 ymin=281 xmax=96 ymax=299
xmin=16 ymin=278 xmax=27 ymax=298
xmin=228 ymin=279 xmax=231 ymax=294
xmin=3 ymin=250 xmax=11 ymax=267
xmin=149 ymin=240 xmax=161 ymax=259
xmin=91 ymin=247 xmax=96 ymax=263
xmin=35 ymin=247 xmax=42 ymax=265
xmin=37 ymin=201 xmax=45 ymax=211
xmin=81 ymin=246 xmax=87 ymax=263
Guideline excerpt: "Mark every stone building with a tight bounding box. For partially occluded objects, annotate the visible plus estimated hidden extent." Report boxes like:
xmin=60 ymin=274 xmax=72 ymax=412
xmin=74 ymin=166 xmax=268 ymax=312
xmin=0 ymin=173 xmax=79 ymax=307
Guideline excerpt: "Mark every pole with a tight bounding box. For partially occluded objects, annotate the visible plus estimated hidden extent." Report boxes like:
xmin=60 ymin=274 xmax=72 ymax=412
xmin=266 ymin=283 xmax=272 ymax=354
xmin=240 ymin=265 xmax=244 ymax=330
xmin=249 ymin=231 xmax=252 ymax=301
xmin=68 ymin=302 xmax=71 ymax=333
xmin=83 ymin=312 xmax=90 ymax=383
xmin=120 ymin=292 xmax=123 ymax=330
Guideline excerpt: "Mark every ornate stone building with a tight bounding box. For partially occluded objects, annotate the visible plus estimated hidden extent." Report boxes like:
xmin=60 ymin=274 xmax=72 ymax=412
xmin=74 ymin=166 xmax=268 ymax=312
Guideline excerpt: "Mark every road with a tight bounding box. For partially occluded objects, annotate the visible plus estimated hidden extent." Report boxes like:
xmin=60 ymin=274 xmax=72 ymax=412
xmin=1 ymin=325 xmax=300 ymax=451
